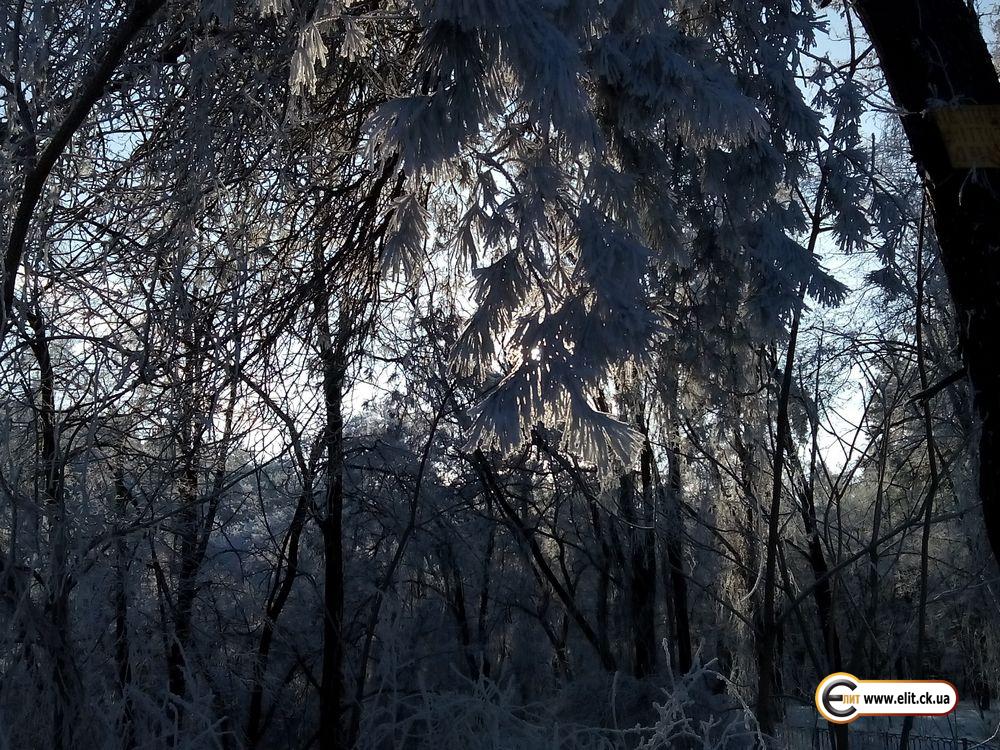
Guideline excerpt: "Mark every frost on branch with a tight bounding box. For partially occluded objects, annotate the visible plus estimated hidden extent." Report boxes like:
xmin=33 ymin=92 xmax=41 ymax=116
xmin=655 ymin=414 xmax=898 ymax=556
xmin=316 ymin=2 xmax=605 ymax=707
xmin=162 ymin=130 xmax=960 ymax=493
xmin=290 ymin=23 xmax=330 ymax=96
xmin=364 ymin=0 xmax=847 ymax=467
xmin=383 ymin=191 xmax=430 ymax=279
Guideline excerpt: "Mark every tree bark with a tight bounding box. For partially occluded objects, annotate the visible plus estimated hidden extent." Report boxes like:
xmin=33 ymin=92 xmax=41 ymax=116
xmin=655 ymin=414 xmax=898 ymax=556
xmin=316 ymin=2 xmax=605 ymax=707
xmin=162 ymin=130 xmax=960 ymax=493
xmin=318 ymin=330 xmax=347 ymax=750
xmin=587 ymin=498 xmax=613 ymax=665
xmin=114 ymin=469 xmax=136 ymax=750
xmin=663 ymin=429 xmax=692 ymax=675
xmin=852 ymin=0 xmax=1000 ymax=570
xmin=755 ymin=288 xmax=806 ymax=740
xmin=167 ymin=444 xmax=200 ymax=704
xmin=246 ymin=476 xmax=314 ymax=749
xmin=25 ymin=307 xmax=75 ymax=750
xmin=656 ymin=360 xmax=692 ymax=676
xmin=899 ymin=194 xmax=941 ymax=750
xmin=620 ymin=462 xmax=657 ymax=678
xmin=799 ymin=484 xmax=848 ymax=750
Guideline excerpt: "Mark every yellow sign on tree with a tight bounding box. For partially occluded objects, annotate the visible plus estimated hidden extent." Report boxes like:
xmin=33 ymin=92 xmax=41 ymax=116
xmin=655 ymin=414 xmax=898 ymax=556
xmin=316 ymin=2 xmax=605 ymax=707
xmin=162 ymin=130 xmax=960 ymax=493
xmin=933 ymin=105 xmax=1000 ymax=168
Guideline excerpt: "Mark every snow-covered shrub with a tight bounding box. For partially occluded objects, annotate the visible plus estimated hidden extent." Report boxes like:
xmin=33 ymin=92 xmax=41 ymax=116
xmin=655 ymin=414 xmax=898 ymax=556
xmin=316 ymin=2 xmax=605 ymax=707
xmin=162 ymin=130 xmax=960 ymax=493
xmin=356 ymin=649 xmax=758 ymax=750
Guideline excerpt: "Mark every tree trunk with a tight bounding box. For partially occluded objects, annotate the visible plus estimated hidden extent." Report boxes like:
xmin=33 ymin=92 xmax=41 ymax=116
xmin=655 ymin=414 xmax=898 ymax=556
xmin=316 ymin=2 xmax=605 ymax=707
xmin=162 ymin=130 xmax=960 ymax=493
xmin=476 ymin=527 xmax=495 ymax=679
xmin=900 ymin=195 xmax=942 ymax=750
xmin=657 ymin=365 xmax=692 ymax=676
xmin=319 ymin=321 xmax=347 ymax=750
xmin=114 ymin=469 xmax=136 ymax=750
xmin=167 ymin=452 xmax=199 ymax=703
xmin=588 ymin=498 xmax=613 ymax=668
xmin=441 ymin=544 xmax=480 ymax=678
xmin=799 ymin=484 xmax=848 ymax=750
xmin=786 ymin=403 xmax=847 ymax=750
xmin=755 ymin=289 xmax=805 ymax=740
xmin=663 ymin=429 xmax=692 ymax=675
xmin=620 ymin=464 xmax=657 ymax=678
xmin=472 ymin=450 xmax=617 ymax=672
xmin=246 ymin=476 xmax=314 ymax=749
xmin=852 ymin=0 xmax=1000 ymax=570
xmin=25 ymin=306 xmax=75 ymax=750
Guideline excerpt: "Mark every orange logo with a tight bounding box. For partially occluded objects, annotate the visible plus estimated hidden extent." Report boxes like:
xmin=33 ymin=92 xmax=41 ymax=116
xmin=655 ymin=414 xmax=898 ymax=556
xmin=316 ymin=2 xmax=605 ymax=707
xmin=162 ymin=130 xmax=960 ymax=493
xmin=815 ymin=673 xmax=958 ymax=724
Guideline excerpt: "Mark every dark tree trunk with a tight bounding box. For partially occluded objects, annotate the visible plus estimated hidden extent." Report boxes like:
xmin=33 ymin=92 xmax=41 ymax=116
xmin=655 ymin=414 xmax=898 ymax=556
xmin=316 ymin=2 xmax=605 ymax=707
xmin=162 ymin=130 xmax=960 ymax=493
xmin=664 ymin=431 xmax=692 ymax=675
xmin=23 ymin=306 xmax=77 ymax=750
xmin=442 ymin=545 xmax=480 ymax=678
xmin=657 ymin=367 xmax=692 ymax=676
xmin=620 ymin=465 xmax=657 ymax=678
xmin=476 ymin=528 xmax=495 ymax=679
xmin=319 ymin=343 xmax=347 ymax=750
xmin=167 ymin=456 xmax=199 ymax=703
xmin=472 ymin=450 xmax=617 ymax=672
xmin=795 ymin=477 xmax=842 ymax=673
xmin=167 ymin=303 xmax=208 ymax=709
xmin=853 ymin=0 xmax=1000 ymax=570
xmin=588 ymin=498 xmax=613 ymax=667
xmin=799 ymin=484 xmax=848 ymax=750
xmin=755 ymin=291 xmax=805 ymax=740
xmin=114 ymin=469 xmax=136 ymax=750
xmin=636 ymin=440 xmax=658 ymax=676
xmin=784 ymin=411 xmax=848 ymax=749
xmin=246 ymin=476 xmax=313 ymax=749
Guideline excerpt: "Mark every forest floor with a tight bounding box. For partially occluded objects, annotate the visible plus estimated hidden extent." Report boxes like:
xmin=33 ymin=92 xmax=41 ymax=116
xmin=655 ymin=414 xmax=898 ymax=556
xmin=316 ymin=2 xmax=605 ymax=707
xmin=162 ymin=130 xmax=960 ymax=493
xmin=785 ymin=706 xmax=1000 ymax=745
